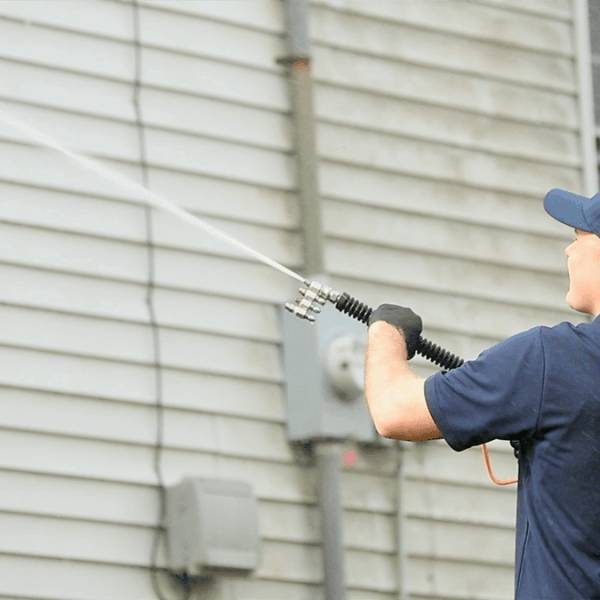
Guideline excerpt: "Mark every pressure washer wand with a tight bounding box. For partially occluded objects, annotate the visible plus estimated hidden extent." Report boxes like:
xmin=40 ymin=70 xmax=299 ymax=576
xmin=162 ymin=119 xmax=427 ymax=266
xmin=286 ymin=281 xmax=522 ymax=482
xmin=285 ymin=280 xmax=464 ymax=371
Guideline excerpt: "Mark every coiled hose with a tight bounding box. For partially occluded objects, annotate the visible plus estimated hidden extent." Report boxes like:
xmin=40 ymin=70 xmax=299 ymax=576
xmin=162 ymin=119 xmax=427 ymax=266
xmin=335 ymin=292 xmax=465 ymax=370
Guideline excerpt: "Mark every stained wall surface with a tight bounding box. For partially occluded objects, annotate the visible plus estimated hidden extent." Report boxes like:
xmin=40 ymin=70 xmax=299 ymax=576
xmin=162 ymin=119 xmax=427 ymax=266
xmin=0 ymin=1 xmax=590 ymax=599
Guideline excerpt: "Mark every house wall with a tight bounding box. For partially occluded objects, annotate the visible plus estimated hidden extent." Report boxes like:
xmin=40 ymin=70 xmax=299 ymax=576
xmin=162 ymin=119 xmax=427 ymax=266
xmin=0 ymin=1 xmax=588 ymax=599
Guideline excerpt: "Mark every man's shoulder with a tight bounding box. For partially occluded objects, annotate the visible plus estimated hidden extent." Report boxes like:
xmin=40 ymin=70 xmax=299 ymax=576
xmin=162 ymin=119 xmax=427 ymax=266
xmin=538 ymin=319 xmax=600 ymax=360
xmin=538 ymin=319 xmax=594 ymax=344
xmin=489 ymin=325 xmax=542 ymax=354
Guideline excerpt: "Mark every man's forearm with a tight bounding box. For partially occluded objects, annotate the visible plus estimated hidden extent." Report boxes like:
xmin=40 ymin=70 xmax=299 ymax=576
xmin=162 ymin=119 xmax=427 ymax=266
xmin=365 ymin=321 xmax=419 ymax=435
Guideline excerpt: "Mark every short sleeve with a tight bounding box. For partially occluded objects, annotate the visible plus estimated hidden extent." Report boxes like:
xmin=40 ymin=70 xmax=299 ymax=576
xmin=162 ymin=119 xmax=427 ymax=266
xmin=424 ymin=326 xmax=545 ymax=452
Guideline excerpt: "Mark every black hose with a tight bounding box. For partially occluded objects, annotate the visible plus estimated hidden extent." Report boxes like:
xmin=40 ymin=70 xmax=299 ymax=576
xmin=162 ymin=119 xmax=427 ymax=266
xmin=335 ymin=292 xmax=464 ymax=370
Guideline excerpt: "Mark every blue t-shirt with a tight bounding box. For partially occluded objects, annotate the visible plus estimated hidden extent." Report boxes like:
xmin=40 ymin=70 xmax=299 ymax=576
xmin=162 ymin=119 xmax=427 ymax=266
xmin=424 ymin=316 xmax=600 ymax=599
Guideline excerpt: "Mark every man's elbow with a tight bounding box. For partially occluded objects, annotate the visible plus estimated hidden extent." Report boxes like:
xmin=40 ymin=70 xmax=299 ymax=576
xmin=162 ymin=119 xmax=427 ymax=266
xmin=373 ymin=416 xmax=397 ymax=439
xmin=375 ymin=417 xmax=407 ymax=440
xmin=372 ymin=404 xmax=407 ymax=440
xmin=366 ymin=387 xmax=405 ymax=439
xmin=369 ymin=380 xmax=443 ymax=442
xmin=373 ymin=419 xmax=388 ymax=438
xmin=375 ymin=417 xmax=427 ymax=441
xmin=365 ymin=387 xmax=393 ymax=438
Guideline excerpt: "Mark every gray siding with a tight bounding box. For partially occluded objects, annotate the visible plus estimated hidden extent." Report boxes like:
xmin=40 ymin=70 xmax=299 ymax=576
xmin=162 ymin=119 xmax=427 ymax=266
xmin=589 ymin=0 xmax=600 ymax=124
xmin=0 ymin=1 xmax=590 ymax=600
xmin=310 ymin=0 xmax=587 ymax=598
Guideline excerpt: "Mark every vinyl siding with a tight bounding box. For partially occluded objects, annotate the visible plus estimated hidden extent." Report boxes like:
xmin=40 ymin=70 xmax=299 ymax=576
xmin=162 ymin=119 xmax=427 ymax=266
xmin=310 ymin=1 xmax=587 ymax=599
xmin=0 ymin=1 xmax=590 ymax=599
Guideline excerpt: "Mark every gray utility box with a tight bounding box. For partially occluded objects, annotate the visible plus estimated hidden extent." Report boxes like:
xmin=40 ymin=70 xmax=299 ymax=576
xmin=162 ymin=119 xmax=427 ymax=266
xmin=281 ymin=304 xmax=381 ymax=443
xmin=166 ymin=478 xmax=260 ymax=577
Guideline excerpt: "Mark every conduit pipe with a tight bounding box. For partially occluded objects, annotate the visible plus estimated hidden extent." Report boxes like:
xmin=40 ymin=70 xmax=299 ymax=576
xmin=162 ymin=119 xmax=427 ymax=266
xmin=574 ymin=0 xmax=599 ymax=196
xmin=280 ymin=2 xmax=346 ymax=599
xmin=314 ymin=443 xmax=347 ymax=600
xmin=280 ymin=0 xmax=325 ymax=277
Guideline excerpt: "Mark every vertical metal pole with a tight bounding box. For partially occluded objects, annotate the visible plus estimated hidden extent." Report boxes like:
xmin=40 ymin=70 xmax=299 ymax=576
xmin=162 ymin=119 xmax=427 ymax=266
xmin=315 ymin=443 xmax=347 ymax=600
xmin=280 ymin=0 xmax=325 ymax=277
xmin=281 ymin=3 xmax=345 ymax=598
xmin=574 ymin=0 xmax=599 ymax=195
xmin=395 ymin=443 xmax=409 ymax=600
xmin=574 ymin=0 xmax=598 ymax=325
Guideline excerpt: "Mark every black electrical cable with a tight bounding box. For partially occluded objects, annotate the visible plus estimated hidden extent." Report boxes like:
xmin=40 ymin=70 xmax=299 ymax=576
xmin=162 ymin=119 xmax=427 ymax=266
xmin=132 ymin=4 xmax=193 ymax=600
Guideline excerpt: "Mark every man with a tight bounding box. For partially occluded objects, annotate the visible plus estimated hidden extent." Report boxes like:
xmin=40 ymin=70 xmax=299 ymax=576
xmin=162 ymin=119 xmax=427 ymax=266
xmin=364 ymin=188 xmax=600 ymax=599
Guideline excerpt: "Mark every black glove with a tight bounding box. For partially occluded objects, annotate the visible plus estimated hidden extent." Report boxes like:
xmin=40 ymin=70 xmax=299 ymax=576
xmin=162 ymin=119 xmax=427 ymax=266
xmin=368 ymin=304 xmax=423 ymax=360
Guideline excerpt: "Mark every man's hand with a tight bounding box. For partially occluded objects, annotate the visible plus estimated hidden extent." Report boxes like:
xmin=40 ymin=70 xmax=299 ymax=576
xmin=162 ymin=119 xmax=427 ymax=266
xmin=368 ymin=304 xmax=423 ymax=359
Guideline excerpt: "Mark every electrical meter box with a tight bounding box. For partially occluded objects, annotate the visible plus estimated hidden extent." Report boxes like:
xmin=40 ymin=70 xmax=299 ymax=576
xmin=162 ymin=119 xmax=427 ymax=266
xmin=166 ymin=478 xmax=260 ymax=577
xmin=281 ymin=304 xmax=382 ymax=443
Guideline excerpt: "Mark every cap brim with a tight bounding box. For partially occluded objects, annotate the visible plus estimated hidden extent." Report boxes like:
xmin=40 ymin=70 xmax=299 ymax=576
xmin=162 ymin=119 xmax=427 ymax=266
xmin=543 ymin=188 xmax=590 ymax=231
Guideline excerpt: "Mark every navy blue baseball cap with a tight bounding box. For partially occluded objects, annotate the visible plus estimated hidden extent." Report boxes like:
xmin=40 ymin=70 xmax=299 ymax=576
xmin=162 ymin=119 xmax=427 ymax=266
xmin=544 ymin=188 xmax=600 ymax=236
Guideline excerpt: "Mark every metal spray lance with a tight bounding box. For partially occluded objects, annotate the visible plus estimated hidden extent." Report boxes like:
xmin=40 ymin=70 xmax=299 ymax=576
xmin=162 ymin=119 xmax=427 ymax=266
xmin=285 ymin=281 xmax=519 ymax=486
xmin=285 ymin=280 xmax=464 ymax=370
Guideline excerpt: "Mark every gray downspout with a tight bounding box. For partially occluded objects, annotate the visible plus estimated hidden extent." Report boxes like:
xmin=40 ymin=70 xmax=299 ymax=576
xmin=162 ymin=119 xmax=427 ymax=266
xmin=574 ymin=0 xmax=599 ymax=197
xmin=280 ymin=0 xmax=324 ymax=277
xmin=279 ymin=2 xmax=346 ymax=599
xmin=314 ymin=443 xmax=347 ymax=600
xmin=573 ymin=0 xmax=598 ymax=327
xmin=395 ymin=443 xmax=409 ymax=600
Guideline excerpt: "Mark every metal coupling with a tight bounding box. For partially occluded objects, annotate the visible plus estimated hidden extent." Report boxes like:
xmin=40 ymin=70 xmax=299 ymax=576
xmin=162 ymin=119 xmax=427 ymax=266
xmin=285 ymin=280 xmax=341 ymax=323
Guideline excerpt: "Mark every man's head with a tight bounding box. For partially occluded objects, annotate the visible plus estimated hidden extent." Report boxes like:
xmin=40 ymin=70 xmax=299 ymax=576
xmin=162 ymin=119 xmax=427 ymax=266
xmin=544 ymin=188 xmax=600 ymax=318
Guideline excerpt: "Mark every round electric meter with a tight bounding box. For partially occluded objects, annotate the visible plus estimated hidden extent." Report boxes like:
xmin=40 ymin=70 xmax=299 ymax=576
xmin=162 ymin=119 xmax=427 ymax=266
xmin=325 ymin=334 xmax=366 ymax=399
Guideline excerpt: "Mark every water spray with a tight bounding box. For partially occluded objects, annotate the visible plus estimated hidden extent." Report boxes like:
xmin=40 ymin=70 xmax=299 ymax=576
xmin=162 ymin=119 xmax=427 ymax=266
xmin=0 ymin=109 xmax=305 ymax=285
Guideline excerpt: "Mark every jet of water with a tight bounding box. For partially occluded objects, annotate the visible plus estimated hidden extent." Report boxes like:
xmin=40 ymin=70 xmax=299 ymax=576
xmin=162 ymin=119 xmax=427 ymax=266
xmin=0 ymin=109 xmax=305 ymax=284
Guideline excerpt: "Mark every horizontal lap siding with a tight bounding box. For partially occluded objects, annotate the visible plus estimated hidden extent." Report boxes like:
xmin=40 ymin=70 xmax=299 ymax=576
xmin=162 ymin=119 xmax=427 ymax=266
xmin=309 ymin=1 xmax=587 ymax=599
xmin=0 ymin=1 xmax=398 ymax=598
xmin=0 ymin=2 xmax=589 ymax=600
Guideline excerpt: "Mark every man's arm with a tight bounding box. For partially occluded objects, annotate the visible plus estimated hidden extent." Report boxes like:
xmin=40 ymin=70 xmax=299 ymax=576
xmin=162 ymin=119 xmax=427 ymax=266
xmin=365 ymin=321 xmax=442 ymax=441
